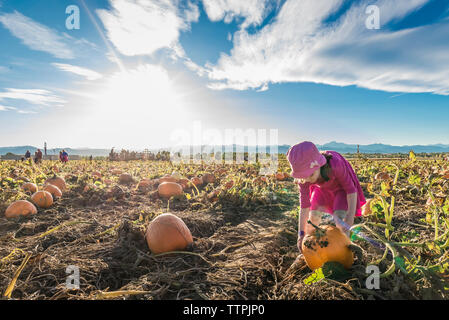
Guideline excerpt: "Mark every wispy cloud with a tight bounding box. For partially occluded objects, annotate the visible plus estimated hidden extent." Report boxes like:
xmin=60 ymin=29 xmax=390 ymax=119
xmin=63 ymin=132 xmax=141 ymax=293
xmin=0 ymin=11 xmax=75 ymax=59
xmin=96 ymin=0 xmax=199 ymax=57
xmin=52 ymin=63 xmax=103 ymax=81
xmin=201 ymin=0 xmax=449 ymax=95
xmin=0 ymin=105 xmax=16 ymax=111
xmin=0 ymin=88 xmax=67 ymax=106
xmin=201 ymin=0 xmax=272 ymax=29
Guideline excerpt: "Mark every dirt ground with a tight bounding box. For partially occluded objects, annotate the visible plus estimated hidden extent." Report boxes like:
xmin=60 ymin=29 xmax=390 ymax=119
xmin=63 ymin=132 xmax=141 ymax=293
xmin=0 ymin=180 xmax=447 ymax=300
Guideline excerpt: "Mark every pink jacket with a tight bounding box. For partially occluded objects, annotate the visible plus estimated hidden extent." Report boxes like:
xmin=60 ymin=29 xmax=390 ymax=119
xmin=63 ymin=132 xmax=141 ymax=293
xmin=298 ymin=151 xmax=366 ymax=216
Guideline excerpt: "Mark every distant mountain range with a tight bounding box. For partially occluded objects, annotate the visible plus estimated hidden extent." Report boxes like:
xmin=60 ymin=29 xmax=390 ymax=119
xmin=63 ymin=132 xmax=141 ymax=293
xmin=1 ymin=141 xmax=449 ymax=157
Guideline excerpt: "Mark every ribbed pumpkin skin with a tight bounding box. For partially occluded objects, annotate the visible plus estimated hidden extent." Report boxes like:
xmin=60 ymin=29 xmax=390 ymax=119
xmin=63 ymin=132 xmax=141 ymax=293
xmin=45 ymin=176 xmax=66 ymax=191
xmin=302 ymin=225 xmax=354 ymax=270
xmin=5 ymin=200 xmax=37 ymax=218
xmin=31 ymin=191 xmax=54 ymax=208
xmin=146 ymin=213 xmax=193 ymax=254
xmin=43 ymin=184 xmax=62 ymax=199
xmin=158 ymin=182 xmax=183 ymax=198
xmin=22 ymin=183 xmax=37 ymax=194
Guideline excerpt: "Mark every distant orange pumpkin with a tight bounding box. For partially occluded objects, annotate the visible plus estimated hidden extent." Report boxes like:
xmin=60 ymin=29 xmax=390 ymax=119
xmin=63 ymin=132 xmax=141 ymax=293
xmin=43 ymin=184 xmax=63 ymax=199
xmin=158 ymin=182 xmax=183 ymax=199
xmin=45 ymin=176 xmax=67 ymax=191
xmin=22 ymin=182 xmax=37 ymax=194
xmin=31 ymin=191 xmax=53 ymax=209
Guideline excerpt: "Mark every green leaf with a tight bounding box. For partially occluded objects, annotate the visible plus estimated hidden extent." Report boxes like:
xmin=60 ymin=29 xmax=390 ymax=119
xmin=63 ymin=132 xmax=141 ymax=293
xmin=304 ymin=268 xmax=324 ymax=285
xmin=322 ymin=262 xmax=351 ymax=281
xmin=394 ymin=256 xmax=408 ymax=274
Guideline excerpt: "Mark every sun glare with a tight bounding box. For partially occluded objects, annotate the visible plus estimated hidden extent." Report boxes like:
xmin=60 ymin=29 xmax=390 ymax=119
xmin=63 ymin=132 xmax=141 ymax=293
xmin=88 ymin=64 xmax=189 ymax=147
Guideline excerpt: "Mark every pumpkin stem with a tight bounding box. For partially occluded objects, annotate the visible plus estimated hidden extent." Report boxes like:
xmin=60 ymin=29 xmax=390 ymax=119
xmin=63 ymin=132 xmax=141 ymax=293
xmin=307 ymin=220 xmax=325 ymax=233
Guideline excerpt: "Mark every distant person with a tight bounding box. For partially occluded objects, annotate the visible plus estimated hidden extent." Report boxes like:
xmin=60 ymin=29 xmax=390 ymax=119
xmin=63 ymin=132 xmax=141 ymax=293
xmin=34 ymin=149 xmax=43 ymax=164
xmin=25 ymin=150 xmax=31 ymax=159
xmin=59 ymin=151 xmax=63 ymax=162
xmin=89 ymin=155 xmax=93 ymax=162
xmin=61 ymin=149 xmax=69 ymax=163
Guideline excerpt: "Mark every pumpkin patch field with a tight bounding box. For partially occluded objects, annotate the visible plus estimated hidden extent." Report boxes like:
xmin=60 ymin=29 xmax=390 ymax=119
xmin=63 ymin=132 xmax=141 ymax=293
xmin=1 ymin=155 xmax=449 ymax=300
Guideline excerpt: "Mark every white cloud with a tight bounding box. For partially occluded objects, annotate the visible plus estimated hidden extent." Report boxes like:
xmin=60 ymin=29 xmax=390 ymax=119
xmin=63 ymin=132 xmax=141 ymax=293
xmin=97 ymin=0 xmax=198 ymax=57
xmin=0 ymin=105 xmax=16 ymax=111
xmin=0 ymin=11 xmax=74 ymax=59
xmin=201 ymin=0 xmax=271 ymax=28
xmin=202 ymin=0 xmax=449 ymax=95
xmin=52 ymin=63 xmax=103 ymax=81
xmin=0 ymin=88 xmax=67 ymax=106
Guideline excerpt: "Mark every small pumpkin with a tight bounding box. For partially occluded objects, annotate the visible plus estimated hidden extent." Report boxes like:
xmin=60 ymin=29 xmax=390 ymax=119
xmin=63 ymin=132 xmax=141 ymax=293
xmin=191 ymin=177 xmax=203 ymax=187
xmin=137 ymin=179 xmax=152 ymax=191
xmin=302 ymin=223 xmax=354 ymax=270
xmin=31 ymin=191 xmax=54 ymax=209
xmin=111 ymin=169 xmax=122 ymax=175
xmin=145 ymin=213 xmax=193 ymax=254
xmin=43 ymin=184 xmax=62 ymax=199
xmin=275 ymin=172 xmax=285 ymax=181
xmin=5 ymin=200 xmax=37 ymax=218
xmin=22 ymin=182 xmax=37 ymax=194
xmin=92 ymin=171 xmax=102 ymax=178
xmin=171 ymin=171 xmax=182 ymax=180
xmin=157 ymin=182 xmax=183 ymax=199
xmin=119 ymin=173 xmax=134 ymax=184
xmin=45 ymin=175 xmax=67 ymax=191
xmin=202 ymin=173 xmax=215 ymax=184
xmin=178 ymin=178 xmax=190 ymax=189
xmin=160 ymin=175 xmax=178 ymax=183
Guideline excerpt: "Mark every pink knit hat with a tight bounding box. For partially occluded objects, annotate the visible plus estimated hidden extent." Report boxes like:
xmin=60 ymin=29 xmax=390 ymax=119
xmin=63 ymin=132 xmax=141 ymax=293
xmin=286 ymin=141 xmax=326 ymax=179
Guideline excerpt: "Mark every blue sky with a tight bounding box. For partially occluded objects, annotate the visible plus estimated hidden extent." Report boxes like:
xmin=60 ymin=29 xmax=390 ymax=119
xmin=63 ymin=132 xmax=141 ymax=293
xmin=0 ymin=0 xmax=448 ymax=149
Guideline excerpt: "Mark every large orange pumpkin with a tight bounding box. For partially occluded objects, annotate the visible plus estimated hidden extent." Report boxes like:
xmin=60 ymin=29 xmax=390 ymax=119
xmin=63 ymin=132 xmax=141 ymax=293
xmin=158 ymin=182 xmax=183 ymax=199
xmin=302 ymin=224 xmax=354 ymax=270
xmin=31 ymin=191 xmax=54 ymax=209
xmin=145 ymin=213 xmax=193 ymax=254
xmin=45 ymin=176 xmax=66 ymax=191
xmin=22 ymin=182 xmax=37 ymax=194
xmin=5 ymin=200 xmax=37 ymax=218
xmin=43 ymin=184 xmax=62 ymax=199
